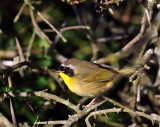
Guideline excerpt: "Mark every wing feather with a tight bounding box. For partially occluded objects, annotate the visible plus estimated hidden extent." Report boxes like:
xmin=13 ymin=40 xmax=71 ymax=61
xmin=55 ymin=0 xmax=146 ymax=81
xmin=78 ymin=67 xmax=119 ymax=83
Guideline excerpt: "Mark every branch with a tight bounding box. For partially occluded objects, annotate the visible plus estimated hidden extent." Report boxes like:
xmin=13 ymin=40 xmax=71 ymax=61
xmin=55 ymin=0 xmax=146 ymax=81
xmin=72 ymin=5 xmax=99 ymax=60
xmin=85 ymin=108 xmax=160 ymax=127
xmin=0 ymin=112 xmax=14 ymax=127
xmin=153 ymin=38 xmax=160 ymax=86
xmin=96 ymin=35 xmax=128 ymax=43
xmin=26 ymin=29 xmax=36 ymax=61
xmin=94 ymin=8 xmax=147 ymax=64
xmin=27 ymin=1 xmax=53 ymax=44
xmin=0 ymin=61 xmax=45 ymax=75
xmin=0 ymin=91 xmax=81 ymax=113
xmin=34 ymin=120 xmax=67 ymax=125
xmin=0 ymin=91 xmax=107 ymax=126
xmin=13 ymin=2 xmax=26 ymax=23
xmin=35 ymin=100 xmax=106 ymax=127
xmin=25 ymin=0 xmax=67 ymax=43
xmin=37 ymin=11 xmax=67 ymax=42
xmin=43 ymin=25 xmax=90 ymax=33
xmin=95 ymin=4 xmax=160 ymax=64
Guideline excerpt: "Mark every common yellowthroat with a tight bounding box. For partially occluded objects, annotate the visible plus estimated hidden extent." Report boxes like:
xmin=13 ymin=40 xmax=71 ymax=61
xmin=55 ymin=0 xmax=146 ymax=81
xmin=58 ymin=58 xmax=140 ymax=98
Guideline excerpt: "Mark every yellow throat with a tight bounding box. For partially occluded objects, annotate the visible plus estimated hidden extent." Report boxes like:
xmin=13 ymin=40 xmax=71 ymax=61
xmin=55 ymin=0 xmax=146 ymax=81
xmin=59 ymin=72 xmax=71 ymax=88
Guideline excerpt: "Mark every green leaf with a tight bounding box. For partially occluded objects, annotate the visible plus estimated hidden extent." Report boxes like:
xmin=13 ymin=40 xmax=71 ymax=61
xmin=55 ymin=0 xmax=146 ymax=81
xmin=36 ymin=76 xmax=46 ymax=89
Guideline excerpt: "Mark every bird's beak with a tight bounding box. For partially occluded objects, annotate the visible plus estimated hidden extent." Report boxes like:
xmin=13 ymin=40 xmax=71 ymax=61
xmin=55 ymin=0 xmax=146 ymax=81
xmin=52 ymin=70 xmax=64 ymax=73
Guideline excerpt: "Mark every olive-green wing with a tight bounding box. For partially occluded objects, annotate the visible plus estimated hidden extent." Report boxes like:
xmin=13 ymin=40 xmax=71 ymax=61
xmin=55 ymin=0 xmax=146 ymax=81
xmin=80 ymin=67 xmax=119 ymax=83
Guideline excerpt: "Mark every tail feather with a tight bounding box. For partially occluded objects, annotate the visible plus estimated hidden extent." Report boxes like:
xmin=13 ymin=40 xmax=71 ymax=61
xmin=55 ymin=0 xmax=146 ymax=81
xmin=118 ymin=65 xmax=143 ymax=75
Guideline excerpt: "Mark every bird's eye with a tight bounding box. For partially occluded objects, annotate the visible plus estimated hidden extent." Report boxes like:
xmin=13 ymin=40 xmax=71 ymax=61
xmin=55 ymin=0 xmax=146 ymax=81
xmin=63 ymin=67 xmax=74 ymax=77
xmin=65 ymin=67 xmax=70 ymax=72
xmin=59 ymin=65 xmax=64 ymax=71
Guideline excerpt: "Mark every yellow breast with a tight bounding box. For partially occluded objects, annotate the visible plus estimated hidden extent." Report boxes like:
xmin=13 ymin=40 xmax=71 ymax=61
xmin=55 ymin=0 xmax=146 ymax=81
xmin=59 ymin=72 xmax=113 ymax=97
xmin=59 ymin=72 xmax=71 ymax=86
xmin=59 ymin=72 xmax=77 ymax=92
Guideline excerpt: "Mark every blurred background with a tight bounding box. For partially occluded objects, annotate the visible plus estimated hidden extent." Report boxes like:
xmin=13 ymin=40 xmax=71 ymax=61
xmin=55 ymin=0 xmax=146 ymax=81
xmin=0 ymin=0 xmax=159 ymax=126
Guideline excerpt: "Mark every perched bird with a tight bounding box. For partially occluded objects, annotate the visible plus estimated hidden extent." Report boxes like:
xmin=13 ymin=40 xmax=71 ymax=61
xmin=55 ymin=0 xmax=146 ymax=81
xmin=58 ymin=58 xmax=139 ymax=98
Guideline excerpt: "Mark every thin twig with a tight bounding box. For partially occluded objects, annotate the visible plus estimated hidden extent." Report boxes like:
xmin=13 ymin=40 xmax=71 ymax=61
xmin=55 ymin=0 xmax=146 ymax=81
xmin=72 ymin=5 xmax=99 ymax=60
xmin=37 ymin=11 xmax=67 ymax=42
xmin=0 ymin=28 xmax=2 ymax=34
xmin=10 ymin=99 xmax=17 ymax=127
xmin=14 ymin=2 xmax=26 ymax=23
xmin=102 ymin=96 xmax=127 ymax=109
xmin=43 ymin=25 xmax=90 ymax=33
xmin=55 ymin=53 xmax=68 ymax=63
xmin=102 ymin=96 xmax=140 ymax=121
xmin=34 ymin=121 xmax=67 ymax=125
xmin=8 ymin=76 xmax=17 ymax=127
xmin=153 ymin=38 xmax=160 ymax=86
xmin=15 ymin=37 xmax=25 ymax=77
xmin=89 ymin=0 xmax=125 ymax=8
xmin=15 ymin=37 xmax=25 ymax=62
xmin=47 ymin=21 xmax=67 ymax=56
xmin=0 ymin=61 xmax=45 ymax=75
xmin=96 ymin=35 xmax=128 ymax=43
xmin=33 ymin=115 xmax=39 ymax=127
xmin=26 ymin=29 xmax=36 ymax=61
xmin=131 ymin=72 xmax=141 ymax=110
xmin=28 ymin=3 xmax=53 ymax=44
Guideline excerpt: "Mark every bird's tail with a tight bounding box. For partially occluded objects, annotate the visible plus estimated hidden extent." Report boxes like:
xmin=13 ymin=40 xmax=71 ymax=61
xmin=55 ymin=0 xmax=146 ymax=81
xmin=118 ymin=65 xmax=143 ymax=75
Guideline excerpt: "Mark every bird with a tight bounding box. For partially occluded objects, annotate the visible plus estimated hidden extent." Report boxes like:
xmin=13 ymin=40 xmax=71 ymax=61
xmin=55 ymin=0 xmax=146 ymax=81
xmin=57 ymin=58 xmax=140 ymax=100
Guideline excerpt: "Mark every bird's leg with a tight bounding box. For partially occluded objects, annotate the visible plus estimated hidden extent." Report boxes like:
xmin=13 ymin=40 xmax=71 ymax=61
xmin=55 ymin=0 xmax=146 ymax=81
xmin=85 ymin=98 xmax=96 ymax=108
